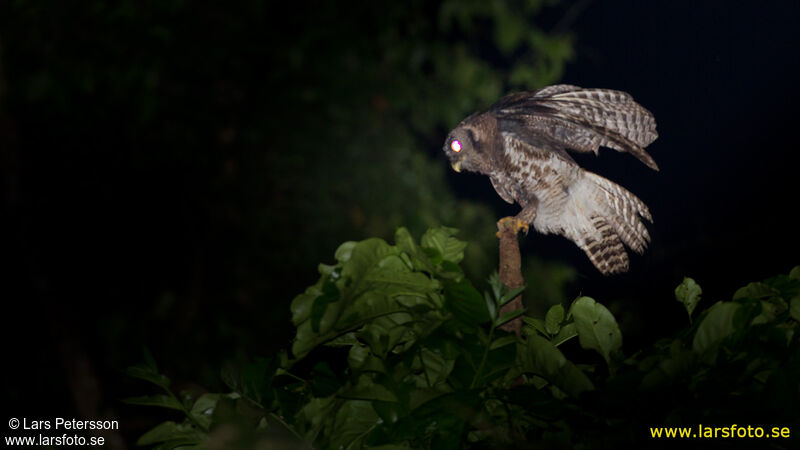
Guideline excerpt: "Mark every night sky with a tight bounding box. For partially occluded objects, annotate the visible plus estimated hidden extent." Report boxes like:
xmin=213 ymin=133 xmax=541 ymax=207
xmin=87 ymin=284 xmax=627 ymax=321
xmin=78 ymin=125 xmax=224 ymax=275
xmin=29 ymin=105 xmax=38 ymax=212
xmin=570 ymin=0 xmax=800 ymax=285
xmin=554 ymin=0 xmax=799 ymax=322
xmin=2 ymin=0 xmax=799 ymax=446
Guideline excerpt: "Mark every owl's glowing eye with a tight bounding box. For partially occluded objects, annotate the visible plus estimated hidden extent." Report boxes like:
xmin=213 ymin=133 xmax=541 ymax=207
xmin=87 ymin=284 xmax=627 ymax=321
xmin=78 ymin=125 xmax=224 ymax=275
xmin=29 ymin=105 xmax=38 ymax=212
xmin=450 ymin=139 xmax=462 ymax=153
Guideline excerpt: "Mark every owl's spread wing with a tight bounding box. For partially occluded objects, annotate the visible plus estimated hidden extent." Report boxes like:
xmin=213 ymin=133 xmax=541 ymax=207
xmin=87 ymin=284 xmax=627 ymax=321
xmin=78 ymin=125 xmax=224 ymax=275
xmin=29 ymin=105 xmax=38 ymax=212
xmin=491 ymin=85 xmax=659 ymax=170
xmin=496 ymin=132 xmax=653 ymax=276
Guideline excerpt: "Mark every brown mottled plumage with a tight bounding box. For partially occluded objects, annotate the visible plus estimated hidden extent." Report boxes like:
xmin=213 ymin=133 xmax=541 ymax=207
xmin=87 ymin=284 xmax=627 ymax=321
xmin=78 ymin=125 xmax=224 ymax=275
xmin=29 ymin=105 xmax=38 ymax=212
xmin=443 ymin=85 xmax=658 ymax=275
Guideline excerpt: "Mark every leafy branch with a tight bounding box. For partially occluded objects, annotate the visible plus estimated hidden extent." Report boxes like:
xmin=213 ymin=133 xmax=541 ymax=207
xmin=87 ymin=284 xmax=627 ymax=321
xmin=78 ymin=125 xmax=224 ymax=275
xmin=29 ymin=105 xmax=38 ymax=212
xmin=125 ymin=228 xmax=800 ymax=449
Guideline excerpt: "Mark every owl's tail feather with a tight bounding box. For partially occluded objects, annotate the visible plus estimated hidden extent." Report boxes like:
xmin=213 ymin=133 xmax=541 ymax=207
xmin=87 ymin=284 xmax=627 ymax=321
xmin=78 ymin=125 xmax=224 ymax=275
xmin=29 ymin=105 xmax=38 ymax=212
xmin=577 ymin=216 xmax=630 ymax=275
xmin=572 ymin=172 xmax=652 ymax=275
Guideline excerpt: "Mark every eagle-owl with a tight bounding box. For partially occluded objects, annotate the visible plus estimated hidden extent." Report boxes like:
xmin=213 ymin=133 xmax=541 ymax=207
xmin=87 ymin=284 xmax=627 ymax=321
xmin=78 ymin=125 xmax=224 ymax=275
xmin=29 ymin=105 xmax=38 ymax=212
xmin=443 ymin=84 xmax=658 ymax=275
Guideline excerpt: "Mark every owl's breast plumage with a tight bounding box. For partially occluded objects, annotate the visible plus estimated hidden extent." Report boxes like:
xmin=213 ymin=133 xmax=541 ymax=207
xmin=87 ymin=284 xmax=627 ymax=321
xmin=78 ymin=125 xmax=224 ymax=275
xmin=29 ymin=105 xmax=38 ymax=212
xmin=493 ymin=134 xmax=579 ymax=214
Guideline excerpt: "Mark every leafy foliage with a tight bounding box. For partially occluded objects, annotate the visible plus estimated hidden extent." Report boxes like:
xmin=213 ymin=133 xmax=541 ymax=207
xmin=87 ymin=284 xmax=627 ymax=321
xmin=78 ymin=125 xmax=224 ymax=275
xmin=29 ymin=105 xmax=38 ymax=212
xmin=0 ymin=1 xmax=578 ymax=394
xmin=675 ymin=276 xmax=702 ymax=321
xmin=128 ymin=228 xmax=800 ymax=449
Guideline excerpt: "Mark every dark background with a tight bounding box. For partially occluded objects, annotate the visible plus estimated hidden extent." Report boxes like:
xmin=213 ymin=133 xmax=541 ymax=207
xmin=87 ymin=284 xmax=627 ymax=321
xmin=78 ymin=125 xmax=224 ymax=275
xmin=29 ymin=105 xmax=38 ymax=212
xmin=2 ymin=0 xmax=798 ymax=446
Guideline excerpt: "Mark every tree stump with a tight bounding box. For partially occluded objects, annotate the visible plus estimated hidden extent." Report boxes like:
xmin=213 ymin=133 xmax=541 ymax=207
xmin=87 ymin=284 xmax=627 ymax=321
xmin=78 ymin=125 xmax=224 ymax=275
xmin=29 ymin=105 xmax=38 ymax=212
xmin=497 ymin=217 xmax=525 ymax=335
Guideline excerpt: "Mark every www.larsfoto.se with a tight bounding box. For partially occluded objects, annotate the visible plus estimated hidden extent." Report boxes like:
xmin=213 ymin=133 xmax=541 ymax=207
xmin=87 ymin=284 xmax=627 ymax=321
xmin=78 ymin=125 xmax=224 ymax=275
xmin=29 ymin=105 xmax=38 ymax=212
xmin=650 ymin=424 xmax=791 ymax=439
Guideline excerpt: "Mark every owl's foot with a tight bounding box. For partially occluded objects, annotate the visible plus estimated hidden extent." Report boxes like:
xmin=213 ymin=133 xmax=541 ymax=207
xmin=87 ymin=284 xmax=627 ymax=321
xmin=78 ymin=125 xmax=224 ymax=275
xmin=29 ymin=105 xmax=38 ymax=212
xmin=496 ymin=216 xmax=529 ymax=238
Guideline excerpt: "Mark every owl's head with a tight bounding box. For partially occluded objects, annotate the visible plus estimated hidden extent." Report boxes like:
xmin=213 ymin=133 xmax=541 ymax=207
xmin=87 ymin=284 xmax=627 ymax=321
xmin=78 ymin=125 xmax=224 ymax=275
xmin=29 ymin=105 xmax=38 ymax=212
xmin=443 ymin=113 xmax=498 ymax=175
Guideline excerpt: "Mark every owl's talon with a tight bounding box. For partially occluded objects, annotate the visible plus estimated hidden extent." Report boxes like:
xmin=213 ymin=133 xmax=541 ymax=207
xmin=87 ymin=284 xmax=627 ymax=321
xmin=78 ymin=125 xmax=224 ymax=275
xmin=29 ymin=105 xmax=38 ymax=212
xmin=496 ymin=217 xmax=529 ymax=238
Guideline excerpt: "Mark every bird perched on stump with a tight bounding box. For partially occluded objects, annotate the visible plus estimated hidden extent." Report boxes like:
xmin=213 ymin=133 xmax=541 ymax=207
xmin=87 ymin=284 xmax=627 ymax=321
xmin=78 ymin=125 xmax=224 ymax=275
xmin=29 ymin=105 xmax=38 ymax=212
xmin=443 ymin=85 xmax=658 ymax=275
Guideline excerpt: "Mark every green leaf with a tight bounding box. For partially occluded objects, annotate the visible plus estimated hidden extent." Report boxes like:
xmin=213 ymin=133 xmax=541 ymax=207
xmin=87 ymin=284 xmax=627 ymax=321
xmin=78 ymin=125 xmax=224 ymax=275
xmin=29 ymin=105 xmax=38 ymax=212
xmin=367 ymin=392 xmax=474 ymax=448
xmin=791 ymin=297 xmax=800 ymax=322
xmin=675 ymin=277 xmax=702 ymax=320
xmin=348 ymin=344 xmax=386 ymax=373
xmin=318 ymin=262 xmax=337 ymax=277
xmin=297 ymin=396 xmax=337 ymax=442
xmin=394 ymin=227 xmax=417 ymax=255
xmin=340 ymin=375 xmax=398 ymax=402
xmin=189 ymin=393 xmax=219 ymax=430
xmin=544 ymin=304 xmax=565 ymax=335
xmin=189 ymin=393 xmax=218 ymax=416
xmin=484 ymin=291 xmax=498 ymax=321
xmin=420 ymin=227 xmax=468 ymax=264
xmin=335 ymin=241 xmax=358 ymax=263
xmin=524 ymin=335 xmax=561 ymax=371
xmin=475 ymin=337 xmax=517 ymax=386
xmin=790 ymin=266 xmax=800 ymax=279
xmin=357 ymin=309 xmax=416 ymax=357
xmin=732 ymin=298 xmax=762 ymax=328
xmin=551 ymin=323 xmax=578 ymax=347
xmin=328 ymin=400 xmax=380 ymax=449
xmin=763 ymin=274 xmax=800 ymax=299
xmin=142 ymin=346 xmax=158 ymax=372
xmin=522 ymin=335 xmax=594 ymax=396
xmin=291 ymin=288 xmax=320 ymax=325
xmin=444 ymin=279 xmax=490 ymax=326
xmin=326 ymin=332 xmax=359 ymax=347
xmin=314 ymin=291 xmax=347 ymax=336
xmin=522 ymin=316 xmax=547 ymax=337
xmin=693 ymin=301 xmax=740 ymax=360
xmin=137 ymin=421 xmax=204 ymax=446
xmin=125 ymin=364 xmax=171 ymax=390
xmin=347 ymin=343 xmax=368 ymax=366
xmin=240 ymin=357 xmax=277 ymax=406
xmin=311 ymin=296 xmax=331 ymax=333
xmin=408 ymin=387 xmax=449 ymax=411
xmin=489 ymin=334 xmax=518 ymax=351
xmin=487 ymin=272 xmax=503 ymax=303
xmin=423 ymin=246 xmax=443 ymax=266
xmin=752 ymin=299 xmax=782 ymax=324
xmin=438 ymin=260 xmax=464 ymax=281
xmin=292 ymin=320 xmax=316 ymax=359
xmin=363 ymin=267 xmax=440 ymax=296
xmin=496 ymin=308 xmax=526 ymax=328
xmin=330 ymin=400 xmax=381 ymax=450
xmin=416 ymin=347 xmax=456 ymax=386
xmin=341 ymin=238 xmax=396 ymax=281
xmin=310 ymin=362 xmax=342 ymax=397
xmin=486 ymin=273 xmax=526 ymax=319
xmin=640 ymin=342 xmax=697 ymax=389
xmin=122 ymin=394 xmax=183 ymax=411
xmin=733 ymin=282 xmax=781 ymax=301
xmin=220 ymin=362 xmax=240 ymax=393
xmin=499 ymin=285 xmax=526 ymax=307
xmin=372 ymin=400 xmax=404 ymax=425
xmin=311 ymin=279 xmax=342 ymax=333
xmin=570 ymin=296 xmax=622 ymax=364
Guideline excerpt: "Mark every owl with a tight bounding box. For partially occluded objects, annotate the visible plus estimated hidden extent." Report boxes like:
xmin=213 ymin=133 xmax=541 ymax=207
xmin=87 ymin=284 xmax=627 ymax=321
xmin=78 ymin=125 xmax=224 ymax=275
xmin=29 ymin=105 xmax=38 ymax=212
xmin=443 ymin=84 xmax=658 ymax=274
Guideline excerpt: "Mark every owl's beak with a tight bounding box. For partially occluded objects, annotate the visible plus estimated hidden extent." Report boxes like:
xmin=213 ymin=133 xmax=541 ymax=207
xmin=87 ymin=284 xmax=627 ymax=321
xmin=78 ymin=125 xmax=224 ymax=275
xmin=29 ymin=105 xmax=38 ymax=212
xmin=451 ymin=160 xmax=462 ymax=173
